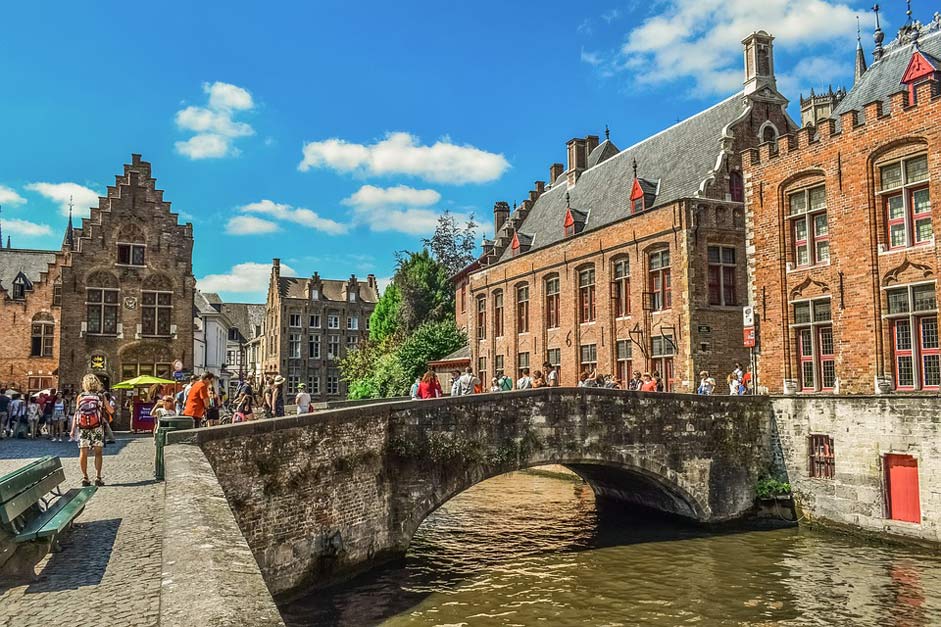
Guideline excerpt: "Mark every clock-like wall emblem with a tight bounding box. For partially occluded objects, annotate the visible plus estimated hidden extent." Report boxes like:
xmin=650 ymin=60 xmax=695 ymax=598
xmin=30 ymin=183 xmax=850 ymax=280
xmin=124 ymin=296 xmax=138 ymax=310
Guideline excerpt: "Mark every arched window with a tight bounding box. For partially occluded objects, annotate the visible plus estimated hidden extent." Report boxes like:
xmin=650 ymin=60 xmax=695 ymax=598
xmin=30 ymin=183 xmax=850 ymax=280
xmin=516 ymin=283 xmax=530 ymax=334
xmin=31 ymin=313 xmax=54 ymax=358
xmin=492 ymin=290 xmax=504 ymax=337
xmin=760 ymin=122 xmax=779 ymax=152
xmin=544 ymin=275 xmax=560 ymax=329
xmin=612 ymin=257 xmax=630 ymax=318
xmin=729 ymin=171 xmax=744 ymax=203
xmin=577 ymin=266 xmax=596 ymax=323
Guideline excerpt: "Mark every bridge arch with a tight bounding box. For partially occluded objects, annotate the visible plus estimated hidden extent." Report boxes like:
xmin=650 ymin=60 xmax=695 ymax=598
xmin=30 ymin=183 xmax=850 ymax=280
xmin=180 ymin=387 xmax=773 ymax=597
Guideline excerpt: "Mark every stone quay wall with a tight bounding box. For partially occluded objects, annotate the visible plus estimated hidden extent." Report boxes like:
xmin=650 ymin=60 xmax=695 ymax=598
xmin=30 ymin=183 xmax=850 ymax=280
xmin=772 ymin=396 xmax=941 ymax=544
xmin=168 ymin=388 xmax=775 ymax=599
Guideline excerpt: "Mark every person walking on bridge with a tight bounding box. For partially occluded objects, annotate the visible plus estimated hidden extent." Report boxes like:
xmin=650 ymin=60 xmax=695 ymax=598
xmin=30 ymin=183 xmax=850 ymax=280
xmin=295 ymin=382 xmax=312 ymax=414
xmin=183 ymin=372 xmax=215 ymax=427
xmin=456 ymin=367 xmax=478 ymax=396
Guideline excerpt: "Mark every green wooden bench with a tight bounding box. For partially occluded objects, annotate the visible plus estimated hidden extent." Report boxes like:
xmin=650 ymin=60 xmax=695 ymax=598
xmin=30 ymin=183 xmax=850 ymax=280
xmin=0 ymin=456 xmax=96 ymax=580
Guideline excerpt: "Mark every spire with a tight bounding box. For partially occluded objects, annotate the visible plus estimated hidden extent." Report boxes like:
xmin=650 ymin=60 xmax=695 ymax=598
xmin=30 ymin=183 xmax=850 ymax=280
xmin=873 ymin=4 xmax=885 ymax=61
xmin=64 ymin=195 xmax=76 ymax=251
xmin=632 ymin=157 xmax=638 ymax=179
xmin=0 ymin=205 xmax=3 ymax=249
xmin=855 ymin=16 xmax=868 ymax=83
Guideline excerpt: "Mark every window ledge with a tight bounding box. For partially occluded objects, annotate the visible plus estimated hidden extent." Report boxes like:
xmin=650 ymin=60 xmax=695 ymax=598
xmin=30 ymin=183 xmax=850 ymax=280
xmin=615 ymin=315 xmax=633 ymax=321
xmin=786 ymin=262 xmax=831 ymax=274
xmin=115 ymin=263 xmax=147 ymax=268
xmin=879 ymin=242 xmax=934 ymax=256
xmin=651 ymin=309 xmax=672 ymax=315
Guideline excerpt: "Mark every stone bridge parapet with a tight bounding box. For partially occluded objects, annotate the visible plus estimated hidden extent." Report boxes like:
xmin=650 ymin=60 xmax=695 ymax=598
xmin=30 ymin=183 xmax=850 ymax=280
xmin=167 ymin=388 xmax=775 ymax=598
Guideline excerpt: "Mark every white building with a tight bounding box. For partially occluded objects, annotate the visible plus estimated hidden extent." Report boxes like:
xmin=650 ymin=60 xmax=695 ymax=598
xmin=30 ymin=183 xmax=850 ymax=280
xmin=194 ymin=291 xmax=234 ymax=393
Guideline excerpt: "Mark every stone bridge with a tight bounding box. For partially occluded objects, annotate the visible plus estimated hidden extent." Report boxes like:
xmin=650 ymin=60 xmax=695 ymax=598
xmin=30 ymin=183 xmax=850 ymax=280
xmin=167 ymin=388 xmax=775 ymax=599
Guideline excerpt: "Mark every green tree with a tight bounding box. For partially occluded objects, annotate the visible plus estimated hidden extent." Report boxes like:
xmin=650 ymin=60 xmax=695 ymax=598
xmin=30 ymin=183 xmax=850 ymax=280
xmin=369 ymin=283 xmax=402 ymax=343
xmin=395 ymin=319 xmax=467 ymax=384
xmin=394 ymin=249 xmax=453 ymax=332
xmin=422 ymin=211 xmax=479 ymax=276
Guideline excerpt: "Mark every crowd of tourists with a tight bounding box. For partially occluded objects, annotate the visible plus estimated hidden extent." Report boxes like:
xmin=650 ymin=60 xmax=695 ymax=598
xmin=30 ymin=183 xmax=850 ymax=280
xmin=406 ymin=360 xmax=754 ymax=399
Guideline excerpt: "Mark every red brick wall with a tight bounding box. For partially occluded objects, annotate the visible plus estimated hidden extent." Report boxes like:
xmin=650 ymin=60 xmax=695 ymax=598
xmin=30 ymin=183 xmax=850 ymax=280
xmin=746 ymin=85 xmax=941 ymax=394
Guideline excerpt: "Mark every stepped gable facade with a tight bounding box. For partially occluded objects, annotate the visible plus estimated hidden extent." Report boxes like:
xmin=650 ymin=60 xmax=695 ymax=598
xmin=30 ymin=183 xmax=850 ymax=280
xmin=455 ymin=32 xmax=794 ymax=391
xmin=745 ymin=18 xmax=941 ymax=394
xmin=263 ymin=259 xmax=378 ymax=400
xmin=57 ymin=155 xmax=195 ymax=408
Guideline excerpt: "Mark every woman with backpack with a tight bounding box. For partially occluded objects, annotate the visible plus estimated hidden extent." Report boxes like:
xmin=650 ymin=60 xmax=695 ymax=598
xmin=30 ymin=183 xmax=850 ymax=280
xmin=75 ymin=374 xmax=107 ymax=487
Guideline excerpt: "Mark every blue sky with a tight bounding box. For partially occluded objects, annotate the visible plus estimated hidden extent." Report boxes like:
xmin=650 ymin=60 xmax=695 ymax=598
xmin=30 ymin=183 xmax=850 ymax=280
xmin=0 ymin=0 xmax=921 ymax=302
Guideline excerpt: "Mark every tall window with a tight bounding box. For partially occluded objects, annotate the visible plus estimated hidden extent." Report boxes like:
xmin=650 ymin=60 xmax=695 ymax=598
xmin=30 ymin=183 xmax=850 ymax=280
xmin=648 ymin=250 xmax=671 ymax=311
xmin=117 ymin=243 xmax=146 ymax=266
xmin=460 ymin=283 xmax=466 ymax=313
xmin=289 ymin=314 xmax=301 ymax=327
xmin=309 ymin=334 xmax=321 ymax=359
xmin=729 ymin=171 xmax=744 ymax=203
xmin=142 ymin=291 xmax=172 ymax=336
xmin=86 ymin=288 xmax=119 ymax=335
xmin=886 ymin=283 xmax=938 ymax=390
xmin=494 ymin=355 xmax=504 ymax=377
xmin=546 ymin=348 xmax=561 ymax=379
xmin=287 ymin=364 xmax=301 ymax=395
xmin=52 ymin=282 xmax=62 ymax=307
xmin=310 ymin=314 xmax=321 ymax=328
xmin=288 ymin=334 xmax=302 ymax=359
xmin=579 ymin=344 xmax=597 ymax=373
xmin=516 ymin=284 xmax=530 ymax=334
xmin=347 ymin=316 xmax=359 ymax=330
xmin=309 ymin=370 xmax=321 ymax=395
xmin=327 ymin=313 xmax=340 ymax=329
xmin=789 ymin=185 xmax=829 ymax=267
xmin=707 ymin=246 xmax=737 ymax=306
xmin=493 ymin=291 xmax=504 ymax=337
xmin=31 ymin=318 xmax=54 ymax=358
xmin=518 ymin=352 xmax=530 ymax=377
xmin=545 ymin=276 xmax=560 ymax=329
xmin=11 ymin=279 xmax=25 ymax=300
xmin=651 ymin=335 xmax=675 ymax=391
xmin=880 ymin=155 xmax=931 ymax=250
xmin=326 ymin=369 xmax=340 ymax=395
xmin=616 ymin=340 xmax=632 ymax=384
xmin=612 ymin=258 xmax=630 ymax=318
xmin=793 ymin=298 xmax=834 ymax=391
xmin=578 ymin=267 xmax=596 ymax=323
xmin=476 ymin=296 xmax=487 ymax=340
xmin=477 ymin=356 xmax=487 ymax=386
xmin=327 ymin=335 xmax=340 ymax=359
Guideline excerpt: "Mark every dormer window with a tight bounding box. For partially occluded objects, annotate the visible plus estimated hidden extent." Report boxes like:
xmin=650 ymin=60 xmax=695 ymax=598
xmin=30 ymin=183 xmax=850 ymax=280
xmin=563 ymin=207 xmax=586 ymax=237
xmin=901 ymin=50 xmax=941 ymax=104
xmin=117 ymin=243 xmax=146 ymax=266
xmin=630 ymin=177 xmax=656 ymax=213
xmin=510 ymin=231 xmax=532 ymax=256
xmin=311 ymin=289 xmax=320 ymax=301
xmin=12 ymin=280 xmax=25 ymax=300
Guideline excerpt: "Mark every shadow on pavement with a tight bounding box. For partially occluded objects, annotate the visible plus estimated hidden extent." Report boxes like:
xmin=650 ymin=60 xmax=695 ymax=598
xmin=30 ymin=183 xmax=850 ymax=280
xmin=0 ymin=434 xmax=147 ymax=461
xmin=24 ymin=518 xmax=122 ymax=593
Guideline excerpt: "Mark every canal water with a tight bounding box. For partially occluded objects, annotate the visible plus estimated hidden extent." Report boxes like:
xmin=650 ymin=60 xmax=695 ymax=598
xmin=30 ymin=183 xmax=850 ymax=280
xmin=281 ymin=468 xmax=941 ymax=626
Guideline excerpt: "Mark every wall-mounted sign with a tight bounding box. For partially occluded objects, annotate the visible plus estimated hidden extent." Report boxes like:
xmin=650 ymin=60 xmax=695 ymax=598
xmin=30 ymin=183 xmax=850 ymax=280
xmin=698 ymin=325 xmax=712 ymax=335
xmin=124 ymin=296 xmax=138 ymax=310
xmin=90 ymin=354 xmax=107 ymax=370
xmin=742 ymin=305 xmax=755 ymax=327
xmin=743 ymin=327 xmax=756 ymax=348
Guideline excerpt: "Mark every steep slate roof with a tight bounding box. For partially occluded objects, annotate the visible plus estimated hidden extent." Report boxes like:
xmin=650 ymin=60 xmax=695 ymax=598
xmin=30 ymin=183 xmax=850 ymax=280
xmin=587 ymin=139 xmax=620 ymax=168
xmin=220 ymin=302 xmax=266 ymax=341
xmin=277 ymin=276 xmax=380 ymax=303
xmin=497 ymin=92 xmax=747 ymax=262
xmin=0 ymin=249 xmax=57 ymax=296
xmin=834 ymin=26 xmax=941 ymax=120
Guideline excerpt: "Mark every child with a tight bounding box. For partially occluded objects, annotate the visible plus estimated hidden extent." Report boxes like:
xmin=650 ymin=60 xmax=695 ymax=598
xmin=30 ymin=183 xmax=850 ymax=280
xmin=27 ymin=397 xmax=41 ymax=438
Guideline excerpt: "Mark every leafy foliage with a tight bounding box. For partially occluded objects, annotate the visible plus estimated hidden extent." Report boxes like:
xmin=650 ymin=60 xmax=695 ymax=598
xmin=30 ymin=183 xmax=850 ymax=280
xmin=395 ymin=319 xmax=466 ymax=384
xmin=369 ymin=284 xmax=401 ymax=343
xmin=422 ymin=211 xmax=478 ymax=276
xmin=394 ymin=249 xmax=453 ymax=334
xmin=756 ymin=477 xmax=792 ymax=499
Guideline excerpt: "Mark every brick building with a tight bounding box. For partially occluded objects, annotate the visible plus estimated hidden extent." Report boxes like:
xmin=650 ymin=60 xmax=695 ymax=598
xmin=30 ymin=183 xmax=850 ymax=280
xmin=262 ymin=259 xmax=378 ymax=399
xmin=454 ymin=32 xmax=794 ymax=391
xmin=746 ymin=17 xmax=941 ymax=394
xmin=0 ymin=155 xmax=195 ymax=424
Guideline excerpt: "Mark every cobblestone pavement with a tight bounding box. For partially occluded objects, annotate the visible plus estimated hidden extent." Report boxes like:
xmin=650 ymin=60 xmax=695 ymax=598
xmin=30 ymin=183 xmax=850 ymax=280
xmin=0 ymin=434 xmax=164 ymax=627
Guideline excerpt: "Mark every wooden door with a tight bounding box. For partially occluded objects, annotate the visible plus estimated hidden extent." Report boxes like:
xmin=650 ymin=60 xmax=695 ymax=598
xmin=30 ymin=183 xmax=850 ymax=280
xmin=885 ymin=454 xmax=921 ymax=523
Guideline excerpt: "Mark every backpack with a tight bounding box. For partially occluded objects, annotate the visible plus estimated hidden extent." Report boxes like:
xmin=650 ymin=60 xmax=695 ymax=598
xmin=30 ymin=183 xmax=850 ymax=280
xmin=76 ymin=394 xmax=102 ymax=430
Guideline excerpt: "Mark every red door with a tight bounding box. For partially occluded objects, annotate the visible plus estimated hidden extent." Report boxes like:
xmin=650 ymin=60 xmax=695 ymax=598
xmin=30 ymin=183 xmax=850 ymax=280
xmin=885 ymin=454 xmax=921 ymax=523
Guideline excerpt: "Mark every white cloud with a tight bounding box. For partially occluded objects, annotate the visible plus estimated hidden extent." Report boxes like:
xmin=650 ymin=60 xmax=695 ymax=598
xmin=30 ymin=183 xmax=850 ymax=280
xmin=298 ymin=132 xmax=510 ymax=184
xmin=197 ymin=261 xmax=296 ymax=294
xmin=238 ymin=199 xmax=349 ymax=235
xmin=0 ymin=185 xmax=26 ymax=206
xmin=25 ymin=182 xmax=100 ymax=217
xmin=225 ymin=215 xmax=281 ymax=235
xmin=5 ymin=218 xmax=52 ymax=237
xmin=581 ymin=49 xmax=603 ymax=66
xmin=357 ymin=207 xmax=444 ymax=235
xmin=341 ymin=184 xmax=440 ymax=210
xmin=175 ymin=81 xmax=255 ymax=160
xmin=376 ymin=276 xmax=393 ymax=293
xmin=611 ymin=0 xmax=859 ymax=96
xmin=601 ymin=8 xmax=621 ymax=23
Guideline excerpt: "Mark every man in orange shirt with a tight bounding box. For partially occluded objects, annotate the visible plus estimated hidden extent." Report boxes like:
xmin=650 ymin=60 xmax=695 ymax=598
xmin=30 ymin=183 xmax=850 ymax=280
xmin=183 ymin=372 xmax=215 ymax=427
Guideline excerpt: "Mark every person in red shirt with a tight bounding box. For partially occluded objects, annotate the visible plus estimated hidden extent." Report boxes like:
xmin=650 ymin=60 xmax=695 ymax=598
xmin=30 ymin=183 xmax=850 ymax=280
xmin=417 ymin=371 xmax=442 ymax=399
xmin=183 ymin=372 xmax=215 ymax=427
xmin=640 ymin=373 xmax=658 ymax=392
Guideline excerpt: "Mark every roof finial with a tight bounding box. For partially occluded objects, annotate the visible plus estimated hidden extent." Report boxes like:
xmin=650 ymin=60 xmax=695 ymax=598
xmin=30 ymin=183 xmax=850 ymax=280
xmin=604 ymin=124 xmax=610 ymax=141
xmin=632 ymin=157 xmax=638 ymax=179
xmin=873 ymin=4 xmax=885 ymax=60
xmin=857 ymin=15 xmax=862 ymax=43
xmin=565 ymin=192 xmax=571 ymax=207
xmin=906 ymin=0 xmax=913 ymax=25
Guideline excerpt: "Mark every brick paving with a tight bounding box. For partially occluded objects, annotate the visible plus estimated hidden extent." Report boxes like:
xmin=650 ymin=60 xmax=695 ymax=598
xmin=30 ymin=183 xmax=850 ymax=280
xmin=0 ymin=434 xmax=164 ymax=627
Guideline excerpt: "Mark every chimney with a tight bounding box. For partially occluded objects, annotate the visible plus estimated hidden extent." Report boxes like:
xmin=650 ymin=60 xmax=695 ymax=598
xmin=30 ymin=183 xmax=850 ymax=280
xmin=586 ymin=135 xmax=600 ymax=155
xmin=742 ymin=31 xmax=776 ymax=96
xmin=535 ymin=180 xmax=545 ymax=194
xmin=493 ymin=201 xmax=510 ymax=236
xmin=549 ymin=163 xmax=564 ymax=184
xmin=367 ymin=273 xmax=377 ymax=289
xmin=566 ymin=138 xmax=588 ymax=172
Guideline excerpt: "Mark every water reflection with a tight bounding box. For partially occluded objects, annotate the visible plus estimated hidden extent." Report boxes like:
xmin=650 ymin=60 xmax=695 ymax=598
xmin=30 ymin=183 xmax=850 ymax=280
xmin=281 ymin=468 xmax=941 ymax=627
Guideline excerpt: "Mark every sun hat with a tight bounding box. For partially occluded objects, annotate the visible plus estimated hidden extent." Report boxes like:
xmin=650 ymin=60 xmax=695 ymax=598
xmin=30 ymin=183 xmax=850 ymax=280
xmin=273 ymin=375 xmax=286 ymax=385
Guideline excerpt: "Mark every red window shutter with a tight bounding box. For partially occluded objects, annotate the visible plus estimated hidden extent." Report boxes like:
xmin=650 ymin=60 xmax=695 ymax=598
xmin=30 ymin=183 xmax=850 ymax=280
xmin=885 ymin=454 xmax=921 ymax=523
